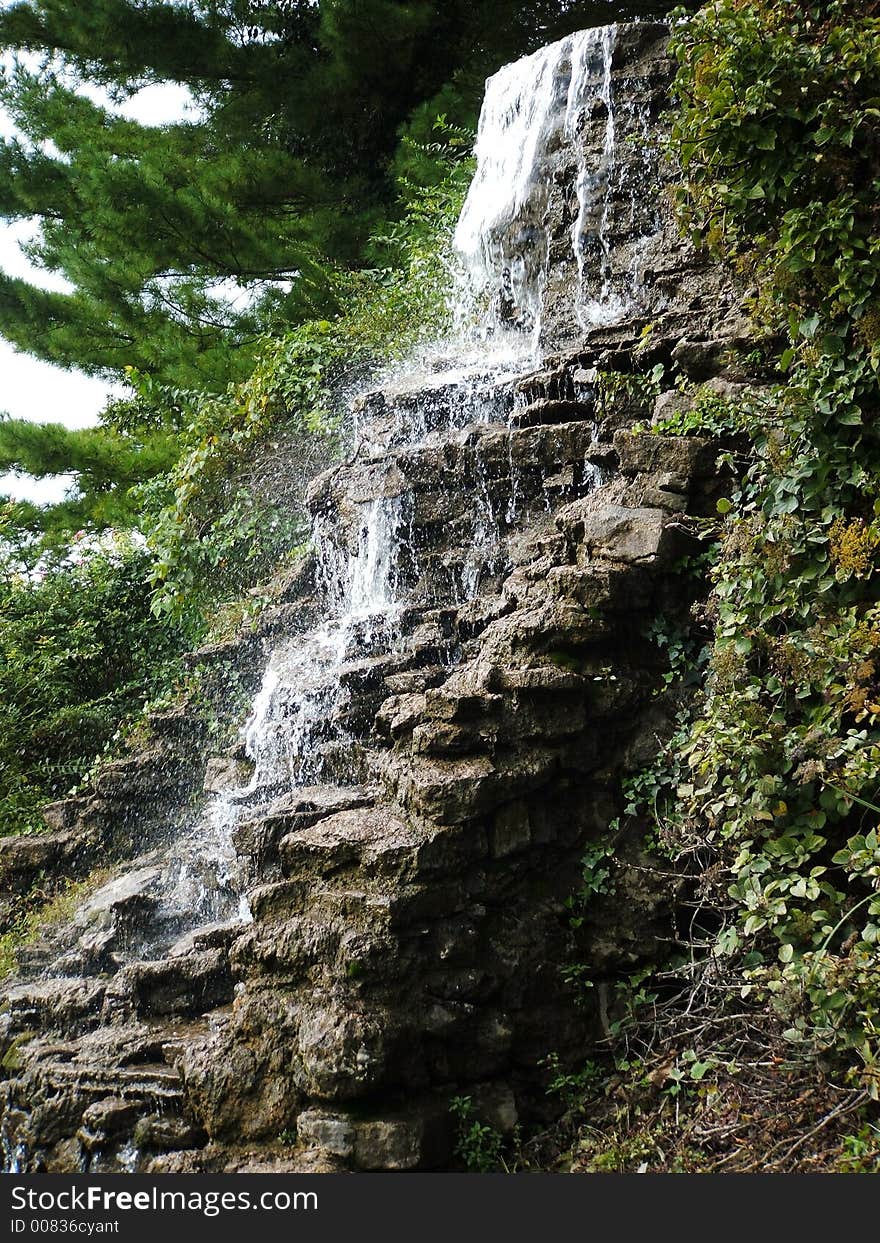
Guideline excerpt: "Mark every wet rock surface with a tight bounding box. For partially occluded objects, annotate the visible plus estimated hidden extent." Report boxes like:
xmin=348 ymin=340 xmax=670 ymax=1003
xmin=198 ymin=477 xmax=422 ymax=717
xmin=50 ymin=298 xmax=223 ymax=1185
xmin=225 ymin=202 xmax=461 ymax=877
xmin=0 ymin=21 xmax=755 ymax=1173
xmin=0 ymin=353 xmax=728 ymax=1171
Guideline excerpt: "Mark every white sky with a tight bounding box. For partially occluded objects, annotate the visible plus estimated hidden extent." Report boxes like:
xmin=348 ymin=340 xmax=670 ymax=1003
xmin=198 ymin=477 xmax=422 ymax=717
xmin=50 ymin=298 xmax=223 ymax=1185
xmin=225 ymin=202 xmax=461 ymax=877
xmin=0 ymin=75 xmax=197 ymax=503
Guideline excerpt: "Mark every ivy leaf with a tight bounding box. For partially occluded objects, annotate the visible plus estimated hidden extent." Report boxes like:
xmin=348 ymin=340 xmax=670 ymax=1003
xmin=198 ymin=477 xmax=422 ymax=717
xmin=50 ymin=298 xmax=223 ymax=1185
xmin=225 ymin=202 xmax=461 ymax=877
xmin=689 ymin=1060 xmax=713 ymax=1081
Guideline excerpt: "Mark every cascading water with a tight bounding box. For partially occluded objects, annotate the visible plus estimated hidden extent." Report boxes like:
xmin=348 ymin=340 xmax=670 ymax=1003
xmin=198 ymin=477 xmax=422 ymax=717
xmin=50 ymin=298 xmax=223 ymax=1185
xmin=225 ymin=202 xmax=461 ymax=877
xmin=569 ymin=25 xmax=619 ymax=326
xmin=147 ymin=493 xmax=409 ymax=946
xmin=159 ymin=798 xmax=247 ymax=932
xmin=237 ymin=495 xmax=407 ymax=799
xmin=454 ymin=23 xmax=656 ymax=340
xmin=31 ymin=24 xmax=635 ymax=972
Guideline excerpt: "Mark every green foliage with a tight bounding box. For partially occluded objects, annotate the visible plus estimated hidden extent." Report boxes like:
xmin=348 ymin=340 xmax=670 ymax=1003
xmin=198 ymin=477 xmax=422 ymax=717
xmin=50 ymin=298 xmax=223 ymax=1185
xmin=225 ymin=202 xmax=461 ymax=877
xmin=670 ymin=0 xmax=880 ymax=340
xmin=579 ymin=1131 xmax=665 ymax=1173
xmin=564 ymin=839 xmax=617 ymax=930
xmin=598 ymin=361 xmax=666 ymax=411
xmin=0 ymin=869 xmax=111 ymax=977
xmin=341 ymin=121 xmax=475 ymax=359
xmin=138 ymin=322 xmax=341 ymax=621
xmin=0 ymin=415 xmax=173 ymax=487
xmin=449 ymin=1096 xmax=506 ymax=1173
xmin=645 ymin=612 xmax=708 ymax=695
xmin=636 ymin=381 xmax=751 ymax=440
xmin=0 ymin=535 xmax=186 ymax=834
xmin=623 ymin=0 xmax=880 ymax=1091
xmin=661 ymin=1048 xmax=724 ymax=1098
xmin=838 ymin=1123 xmax=880 ymax=1171
xmin=543 ymin=1053 xmax=605 ymax=1110
xmin=0 ymin=44 xmax=337 ymax=390
xmin=0 ymin=413 xmax=178 ymax=552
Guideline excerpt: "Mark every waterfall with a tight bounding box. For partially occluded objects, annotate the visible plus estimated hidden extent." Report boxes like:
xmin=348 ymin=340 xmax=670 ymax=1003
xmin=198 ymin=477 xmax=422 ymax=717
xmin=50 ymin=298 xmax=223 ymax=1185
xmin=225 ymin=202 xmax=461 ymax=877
xmin=153 ymin=494 xmax=408 ymax=942
xmin=454 ymin=23 xmax=654 ymax=340
xmin=452 ymin=36 xmax=565 ymax=339
xmin=181 ymin=25 xmax=655 ymax=925
xmin=2 ymin=21 xmax=694 ymax=1177
xmin=30 ymin=25 xmax=634 ymax=967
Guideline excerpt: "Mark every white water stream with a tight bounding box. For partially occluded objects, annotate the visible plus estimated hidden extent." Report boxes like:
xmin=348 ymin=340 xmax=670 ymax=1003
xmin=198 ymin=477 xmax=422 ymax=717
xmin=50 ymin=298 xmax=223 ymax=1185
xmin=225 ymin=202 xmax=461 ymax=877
xmin=454 ymin=23 xmax=653 ymax=338
xmin=66 ymin=23 xmax=653 ymax=957
xmin=157 ymin=494 xmax=408 ymax=937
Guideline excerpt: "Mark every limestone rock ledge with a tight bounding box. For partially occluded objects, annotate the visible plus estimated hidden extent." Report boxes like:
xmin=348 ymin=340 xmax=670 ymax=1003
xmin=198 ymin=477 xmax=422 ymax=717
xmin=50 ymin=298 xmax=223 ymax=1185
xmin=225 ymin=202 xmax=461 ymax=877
xmin=0 ymin=370 xmax=730 ymax=1170
xmin=0 ymin=18 xmax=759 ymax=1173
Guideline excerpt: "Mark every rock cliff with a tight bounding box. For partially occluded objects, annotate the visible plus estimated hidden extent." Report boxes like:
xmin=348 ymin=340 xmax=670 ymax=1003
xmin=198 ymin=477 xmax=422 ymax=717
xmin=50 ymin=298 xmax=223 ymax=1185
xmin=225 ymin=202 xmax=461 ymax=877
xmin=0 ymin=21 xmax=755 ymax=1172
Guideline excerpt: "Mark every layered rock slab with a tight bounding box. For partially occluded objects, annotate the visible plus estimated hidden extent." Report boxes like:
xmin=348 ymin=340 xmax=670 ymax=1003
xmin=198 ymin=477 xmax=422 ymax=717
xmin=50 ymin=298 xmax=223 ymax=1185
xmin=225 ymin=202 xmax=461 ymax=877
xmin=0 ymin=18 xmax=752 ymax=1173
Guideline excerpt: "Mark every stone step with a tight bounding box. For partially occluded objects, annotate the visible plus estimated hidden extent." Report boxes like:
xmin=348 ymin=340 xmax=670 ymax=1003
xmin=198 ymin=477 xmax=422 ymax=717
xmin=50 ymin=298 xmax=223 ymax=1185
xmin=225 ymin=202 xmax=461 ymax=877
xmin=1 ymin=976 xmax=107 ymax=1039
xmin=103 ymin=948 xmax=234 ymax=1020
xmin=278 ymin=807 xmax=422 ymax=886
xmin=232 ymin=784 xmax=379 ymax=878
xmin=17 ymin=1047 xmax=187 ymax=1106
xmin=510 ymin=398 xmax=594 ymax=429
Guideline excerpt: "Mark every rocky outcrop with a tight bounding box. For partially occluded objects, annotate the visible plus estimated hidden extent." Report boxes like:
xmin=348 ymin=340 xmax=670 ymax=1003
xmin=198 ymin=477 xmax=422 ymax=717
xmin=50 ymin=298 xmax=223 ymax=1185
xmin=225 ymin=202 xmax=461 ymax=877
xmin=172 ymin=415 xmax=718 ymax=1160
xmin=0 ymin=356 xmax=735 ymax=1171
xmin=0 ymin=20 xmax=756 ymax=1173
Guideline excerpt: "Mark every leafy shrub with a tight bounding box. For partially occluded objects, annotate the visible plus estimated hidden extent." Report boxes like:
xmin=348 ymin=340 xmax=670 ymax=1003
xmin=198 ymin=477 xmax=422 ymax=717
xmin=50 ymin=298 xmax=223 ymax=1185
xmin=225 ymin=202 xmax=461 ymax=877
xmin=670 ymin=0 xmax=880 ymax=341
xmin=449 ymin=1097 xmax=506 ymax=1173
xmin=135 ymin=126 xmax=473 ymax=620
xmin=0 ymin=535 xmax=186 ymax=835
xmin=630 ymin=0 xmax=880 ymax=1088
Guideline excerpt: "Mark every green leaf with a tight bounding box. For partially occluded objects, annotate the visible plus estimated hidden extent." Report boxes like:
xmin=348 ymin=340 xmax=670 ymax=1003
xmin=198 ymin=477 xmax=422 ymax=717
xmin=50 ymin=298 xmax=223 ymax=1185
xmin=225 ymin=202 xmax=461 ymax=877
xmin=689 ymin=1060 xmax=713 ymax=1081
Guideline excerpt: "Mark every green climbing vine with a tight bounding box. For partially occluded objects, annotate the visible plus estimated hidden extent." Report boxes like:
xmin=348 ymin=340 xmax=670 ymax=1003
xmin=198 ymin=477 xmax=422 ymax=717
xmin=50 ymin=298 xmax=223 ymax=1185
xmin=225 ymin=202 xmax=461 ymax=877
xmin=646 ymin=0 xmax=880 ymax=1088
xmin=558 ymin=7 xmax=880 ymax=1164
